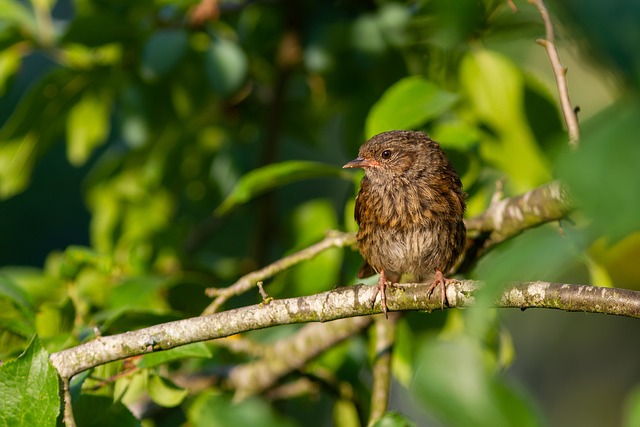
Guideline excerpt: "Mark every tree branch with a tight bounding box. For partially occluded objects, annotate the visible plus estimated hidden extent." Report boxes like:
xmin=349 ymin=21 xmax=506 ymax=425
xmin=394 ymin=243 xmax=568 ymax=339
xmin=368 ymin=313 xmax=400 ymax=425
xmin=229 ymin=315 xmax=373 ymax=399
xmin=50 ymin=281 xmax=640 ymax=380
xmin=529 ymin=0 xmax=581 ymax=147
xmin=464 ymin=180 xmax=572 ymax=245
xmin=205 ymin=181 xmax=572 ymax=313
xmin=203 ymin=231 xmax=356 ymax=314
xmin=459 ymin=180 xmax=572 ymax=273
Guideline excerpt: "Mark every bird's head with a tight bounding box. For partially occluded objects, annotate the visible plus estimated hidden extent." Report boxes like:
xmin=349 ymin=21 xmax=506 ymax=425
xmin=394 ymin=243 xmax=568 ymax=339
xmin=343 ymin=130 xmax=448 ymax=184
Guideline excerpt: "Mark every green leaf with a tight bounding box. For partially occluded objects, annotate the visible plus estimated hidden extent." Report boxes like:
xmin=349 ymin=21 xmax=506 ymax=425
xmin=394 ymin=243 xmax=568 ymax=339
xmin=141 ymin=29 xmax=189 ymax=81
xmin=351 ymin=13 xmax=385 ymax=54
xmin=215 ymin=161 xmax=347 ymax=216
xmin=0 ymin=276 xmax=36 ymax=355
xmin=460 ymin=49 xmax=551 ymax=191
xmin=67 ymin=90 xmax=112 ymax=166
xmin=187 ymin=391 xmax=298 ymax=427
xmin=107 ymin=276 xmax=171 ymax=313
xmin=146 ymin=373 xmax=188 ymax=408
xmin=0 ymin=336 xmax=60 ymax=427
xmin=0 ymin=133 xmax=37 ymax=199
xmin=624 ymin=385 xmax=640 ymax=427
xmin=365 ymin=76 xmax=458 ymax=138
xmin=288 ymin=199 xmax=342 ymax=296
xmin=0 ymin=45 xmax=21 ymax=96
xmin=333 ymin=399 xmax=360 ymax=427
xmin=390 ymin=319 xmax=413 ymax=387
xmin=72 ymin=394 xmax=139 ymax=427
xmin=205 ymin=37 xmax=248 ymax=96
xmin=138 ymin=342 xmax=212 ymax=368
xmin=557 ymin=99 xmax=640 ymax=242
xmin=412 ymin=336 xmax=540 ymax=427
xmin=0 ymin=267 xmax=66 ymax=306
xmin=35 ymin=299 xmax=75 ymax=342
xmin=0 ymin=0 xmax=37 ymax=36
xmin=430 ymin=120 xmax=480 ymax=150
xmin=0 ymin=274 xmax=34 ymax=317
xmin=371 ymin=412 xmax=416 ymax=427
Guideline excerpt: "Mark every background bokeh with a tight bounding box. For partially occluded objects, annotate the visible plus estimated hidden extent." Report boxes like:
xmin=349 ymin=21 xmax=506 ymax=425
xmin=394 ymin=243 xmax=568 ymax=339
xmin=1 ymin=0 xmax=639 ymax=426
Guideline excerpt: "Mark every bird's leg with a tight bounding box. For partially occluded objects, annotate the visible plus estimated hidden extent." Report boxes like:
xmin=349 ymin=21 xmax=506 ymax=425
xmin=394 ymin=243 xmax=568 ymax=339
xmin=371 ymin=270 xmax=389 ymax=318
xmin=371 ymin=270 xmax=403 ymax=319
xmin=426 ymin=270 xmax=454 ymax=309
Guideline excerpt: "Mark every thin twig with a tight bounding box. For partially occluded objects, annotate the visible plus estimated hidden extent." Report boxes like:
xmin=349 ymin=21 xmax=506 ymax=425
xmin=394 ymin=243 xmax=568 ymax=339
xmin=368 ymin=313 xmax=400 ymax=426
xmin=62 ymin=377 xmax=77 ymax=427
xmin=529 ymin=0 xmax=580 ymax=147
xmin=203 ymin=231 xmax=356 ymax=314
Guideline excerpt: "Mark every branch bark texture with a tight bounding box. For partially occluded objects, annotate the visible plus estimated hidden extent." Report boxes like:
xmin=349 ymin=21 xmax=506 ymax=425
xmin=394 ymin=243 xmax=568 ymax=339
xmin=50 ymin=280 xmax=640 ymax=380
xmin=464 ymin=180 xmax=572 ymax=244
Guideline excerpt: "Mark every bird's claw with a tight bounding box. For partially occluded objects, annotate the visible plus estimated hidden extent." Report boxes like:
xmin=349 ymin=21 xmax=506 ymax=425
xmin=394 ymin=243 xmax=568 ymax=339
xmin=427 ymin=270 xmax=454 ymax=309
xmin=371 ymin=272 xmax=403 ymax=319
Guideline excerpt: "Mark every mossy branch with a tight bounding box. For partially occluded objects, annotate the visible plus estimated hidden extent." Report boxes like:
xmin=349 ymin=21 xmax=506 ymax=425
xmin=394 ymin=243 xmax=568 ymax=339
xmin=50 ymin=280 xmax=640 ymax=380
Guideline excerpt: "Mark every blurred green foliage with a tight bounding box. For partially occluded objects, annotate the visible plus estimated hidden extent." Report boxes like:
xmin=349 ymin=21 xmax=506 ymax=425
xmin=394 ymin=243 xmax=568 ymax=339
xmin=0 ymin=0 xmax=639 ymax=426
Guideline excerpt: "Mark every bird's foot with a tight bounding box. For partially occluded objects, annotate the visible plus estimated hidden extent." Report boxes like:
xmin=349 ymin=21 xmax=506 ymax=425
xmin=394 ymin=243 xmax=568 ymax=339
xmin=371 ymin=271 xmax=403 ymax=319
xmin=427 ymin=270 xmax=455 ymax=309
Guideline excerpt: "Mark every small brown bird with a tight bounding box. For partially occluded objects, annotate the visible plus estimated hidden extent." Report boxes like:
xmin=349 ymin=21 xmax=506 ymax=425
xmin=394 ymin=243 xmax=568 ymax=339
xmin=343 ymin=130 xmax=466 ymax=314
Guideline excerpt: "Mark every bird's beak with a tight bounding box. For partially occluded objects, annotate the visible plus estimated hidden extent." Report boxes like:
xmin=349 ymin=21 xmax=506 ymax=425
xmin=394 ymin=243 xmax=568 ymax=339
xmin=342 ymin=157 xmax=380 ymax=169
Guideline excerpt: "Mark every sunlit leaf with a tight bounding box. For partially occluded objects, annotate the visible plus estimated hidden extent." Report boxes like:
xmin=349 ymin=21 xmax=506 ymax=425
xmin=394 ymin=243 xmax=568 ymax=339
xmin=0 ymin=133 xmax=37 ymax=199
xmin=0 ymin=274 xmax=33 ymax=316
xmin=430 ymin=120 xmax=480 ymax=150
xmin=0 ymin=275 xmax=36 ymax=348
xmin=108 ymin=276 xmax=171 ymax=312
xmin=584 ymin=252 xmax=614 ymax=288
xmin=215 ymin=161 xmax=347 ymax=216
xmin=0 ymin=267 xmax=66 ymax=306
xmin=67 ymin=90 xmax=112 ymax=166
xmin=589 ymin=232 xmax=640 ymax=289
xmin=371 ymin=412 xmax=416 ymax=427
xmin=333 ymin=399 xmax=360 ymax=427
xmin=624 ymin=385 xmax=640 ymax=427
xmin=0 ymin=336 xmax=60 ymax=427
xmin=288 ymin=199 xmax=342 ymax=296
xmin=147 ymin=373 xmax=188 ymax=408
xmin=0 ymin=0 xmax=37 ymax=36
xmin=460 ymin=49 xmax=551 ymax=191
xmin=0 ymin=45 xmax=21 ymax=96
xmin=365 ymin=76 xmax=458 ymax=138
xmin=391 ymin=319 xmax=413 ymax=387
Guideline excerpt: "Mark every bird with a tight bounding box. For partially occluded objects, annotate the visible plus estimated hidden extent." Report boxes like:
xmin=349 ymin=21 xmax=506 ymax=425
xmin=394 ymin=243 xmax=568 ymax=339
xmin=343 ymin=130 xmax=466 ymax=315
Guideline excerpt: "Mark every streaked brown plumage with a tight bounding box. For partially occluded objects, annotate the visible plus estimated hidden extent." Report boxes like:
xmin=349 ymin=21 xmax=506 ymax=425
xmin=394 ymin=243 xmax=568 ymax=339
xmin=343 ymin=130 xmax=466 ymax=314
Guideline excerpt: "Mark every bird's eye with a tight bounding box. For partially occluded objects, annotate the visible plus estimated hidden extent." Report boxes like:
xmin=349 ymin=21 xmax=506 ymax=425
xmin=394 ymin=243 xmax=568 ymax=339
xmin=381 ymin=150 xmax=392 ymax=159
